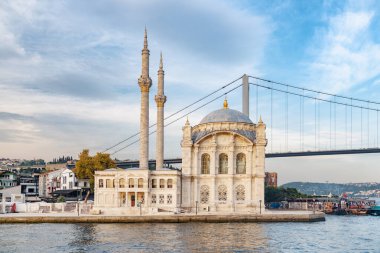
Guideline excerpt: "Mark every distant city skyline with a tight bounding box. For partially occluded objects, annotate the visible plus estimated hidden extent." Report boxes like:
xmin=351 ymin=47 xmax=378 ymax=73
xmin=1 ymin=0 xmax=380 ymax=184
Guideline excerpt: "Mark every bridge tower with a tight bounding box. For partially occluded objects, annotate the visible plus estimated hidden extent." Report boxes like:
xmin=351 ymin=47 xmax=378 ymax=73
xmin=242 ymin=74 xmax=249 ymax=117
xmin=137 ymin=28 xmax=152 ymax=170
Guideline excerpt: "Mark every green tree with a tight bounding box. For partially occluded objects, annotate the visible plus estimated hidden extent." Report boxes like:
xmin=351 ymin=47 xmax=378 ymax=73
xmin=265 ymin=187 xmax=307 ymax=203
xmin=75 ymin=149 xmax=115 ymax=191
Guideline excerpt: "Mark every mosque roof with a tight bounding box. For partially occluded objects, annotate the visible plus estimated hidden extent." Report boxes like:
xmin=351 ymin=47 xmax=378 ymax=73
xmin=199 ymin=108 xmax=253 ymax=124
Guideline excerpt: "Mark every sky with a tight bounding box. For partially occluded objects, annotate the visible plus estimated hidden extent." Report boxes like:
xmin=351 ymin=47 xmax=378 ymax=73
xmin=1 ymin=0 xmax=380 ymax=184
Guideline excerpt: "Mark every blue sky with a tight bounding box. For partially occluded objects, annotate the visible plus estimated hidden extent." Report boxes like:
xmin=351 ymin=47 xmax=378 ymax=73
xmin=1 ymin=0 xmax=380 ymax=184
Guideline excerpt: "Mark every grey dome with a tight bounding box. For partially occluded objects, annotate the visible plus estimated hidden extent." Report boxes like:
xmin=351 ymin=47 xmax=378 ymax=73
xmin=200 ymin=108 xmax=253 ymax=124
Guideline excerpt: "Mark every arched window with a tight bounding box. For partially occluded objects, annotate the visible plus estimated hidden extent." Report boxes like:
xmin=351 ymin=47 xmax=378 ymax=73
xmin=236 ymin=185 xmax=245 ymax=201
xmin=138 ymin=178 xmax=143 ymax=188
xmin=99 ymin=179 xmax=104 ymax=188
xmin=160 ymin=179 xmax=165 ymax=188
xmin=201 ymin=153 xmax=210 ymax=174
xmin=200 ymin=185 xmax=210 ymax=204
xmin=152 ymin=179 xmax=157 ymax=188
xmin=219 ymin=153 xmax=228 ymax=174
xmin=106 ymin=179 xmax=112 ymax=188
xmin=218 ymin=185 xmax=227 ymax=202
xmin=236 ymin=153 xmax=246 ymax=174
xmin=167 ymin=179 xmax=173 ymax=188
xmin=119 ymin=178 xmax=125 ymax=188
xmin=128 ymin=178 xmax=134 ymax=188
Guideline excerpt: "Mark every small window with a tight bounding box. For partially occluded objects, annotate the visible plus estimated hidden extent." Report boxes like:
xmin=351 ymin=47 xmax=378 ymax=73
xmin=151 ymin=194 xmax=157 ymax=204
xmin=167 ymin=194 xmax=172 ymax=204
xmin=167 ymin=179 xmax=173 ymax=188
xmin=159 ymin=194 xmax=164 ymax=204
xmin=138 ymin=178 xmax=143 ymax=188
xmin=129 ymin=178 xmax=134 ymax=188
xmin=152 ymin=179 xmax=157 ymax=188
xmin=106 ymin=179 xmax=112 ymax=188
xmin=159 ymin=179 xmax=165 ymax=188
xmin=119 ymin=178 xmax=125 ymax=188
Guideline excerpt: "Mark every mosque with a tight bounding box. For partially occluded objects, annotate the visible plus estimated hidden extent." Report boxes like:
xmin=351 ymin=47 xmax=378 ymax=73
xmin=94 ymin=30 xmax=267 ymax=215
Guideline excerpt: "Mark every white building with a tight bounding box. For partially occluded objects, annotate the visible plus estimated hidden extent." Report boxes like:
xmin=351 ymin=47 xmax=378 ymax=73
xmin=60 ymin=169 xmax=89 ymax=190
xmin=94 ymin=30 xmax=267 ymax=215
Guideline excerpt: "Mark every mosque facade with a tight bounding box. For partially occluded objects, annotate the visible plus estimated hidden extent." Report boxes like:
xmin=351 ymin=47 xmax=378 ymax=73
xmin=94 ymin=31 xmax=267 ymax=215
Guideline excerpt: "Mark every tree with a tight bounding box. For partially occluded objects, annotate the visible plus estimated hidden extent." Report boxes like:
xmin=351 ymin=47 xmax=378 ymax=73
xmin=74 ymin=149 xmax=115 ymax=191
xmin=265 ymin=187 xmax=308 ymax=203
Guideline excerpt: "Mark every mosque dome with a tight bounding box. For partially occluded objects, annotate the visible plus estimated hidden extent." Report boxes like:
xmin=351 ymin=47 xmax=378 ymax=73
xmin=199 ymin=99 xmax=253 ymax=124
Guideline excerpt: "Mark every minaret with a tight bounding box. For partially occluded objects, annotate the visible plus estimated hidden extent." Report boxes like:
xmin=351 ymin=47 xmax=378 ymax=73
xmin=155 ymin=53 xmax=167 ymax=170
xmin=138 ymin=28 xmax=152 ymax=170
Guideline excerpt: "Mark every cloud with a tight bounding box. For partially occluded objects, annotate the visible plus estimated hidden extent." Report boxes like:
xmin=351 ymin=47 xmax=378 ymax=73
xmin=306 ymin=1 xmax=380 ymax=94
xmin=0 ymin=0 xmax=273 ymax=160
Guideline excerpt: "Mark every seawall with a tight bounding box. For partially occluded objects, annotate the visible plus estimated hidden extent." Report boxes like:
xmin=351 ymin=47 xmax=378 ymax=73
xmin=0 ymin=212 xmax=325 ymax=223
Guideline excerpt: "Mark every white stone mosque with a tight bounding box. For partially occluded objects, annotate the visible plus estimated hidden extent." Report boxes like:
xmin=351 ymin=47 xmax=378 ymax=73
xmin=94 ymin=30 xmax=267 ymax=215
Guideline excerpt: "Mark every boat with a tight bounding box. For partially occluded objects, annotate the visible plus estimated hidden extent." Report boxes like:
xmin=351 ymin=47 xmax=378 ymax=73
xmin=368 ymin=206 xmax=380 ymax=216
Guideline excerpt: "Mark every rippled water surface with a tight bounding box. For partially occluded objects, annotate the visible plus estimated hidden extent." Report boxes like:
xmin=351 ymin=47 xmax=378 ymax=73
xmin=0 ymin=216 xmax=379 ymax=252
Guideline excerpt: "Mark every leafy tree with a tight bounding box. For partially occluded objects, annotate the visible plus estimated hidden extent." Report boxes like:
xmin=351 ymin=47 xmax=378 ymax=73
xmin=265 ymin=187 xmax=308 ymax=203
xmin=75 ymin=149 xmax=115 ymax=191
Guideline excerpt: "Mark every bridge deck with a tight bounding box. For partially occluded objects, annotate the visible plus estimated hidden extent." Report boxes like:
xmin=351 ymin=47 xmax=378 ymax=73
xmin=116 ymin=148 xmax=380 ymax=168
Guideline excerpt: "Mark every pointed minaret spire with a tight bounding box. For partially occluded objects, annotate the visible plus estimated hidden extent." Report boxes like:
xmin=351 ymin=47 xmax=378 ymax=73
xmin=159 ymin=52 xmax=163 ymax=70
xmin=144 ymin=26 xmax=148 ymax=49
xmin=155 ymin=52 xmax=167 ymax=170
xmin=138 ymin=29 xmax=152 ymax=170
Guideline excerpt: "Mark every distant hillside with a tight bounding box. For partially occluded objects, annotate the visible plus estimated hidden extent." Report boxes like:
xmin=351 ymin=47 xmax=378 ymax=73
xmin=281 ymin=182 xmax=380 ymax=197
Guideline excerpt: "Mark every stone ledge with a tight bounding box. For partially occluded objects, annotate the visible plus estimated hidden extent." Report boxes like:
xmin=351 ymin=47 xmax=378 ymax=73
xmin=0 ymin=212 xmax=325 ymax=223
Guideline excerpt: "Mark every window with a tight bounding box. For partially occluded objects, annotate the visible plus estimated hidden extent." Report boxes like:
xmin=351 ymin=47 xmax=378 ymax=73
xmin=138 ymin=178 xmax=143 ymax=188
xmin=167 ymin=194 xmax=172 ymax=204
xmin=106 ymin=179 xmax=112 ymax=188
xmin=151 ymin=194 xmax=157 ymax=204
xmin=218 ymin=185 xmax=227 ymax=202
xmin=63 ymin=176 xmax=67 ymax=184
xmin=236 ymin=185 xmax=245 ymax=201
xmin=167 ymin=179 xmax=173 ymax=188
xmin=201 ymin=153 xmax=210 ymax=174
xmin=236 ymin=153 xmax=246 ymax=174
xmin=129 ymin=178 xmax=134 ymax=188
xmin=69 ymin=182 xmax=73 ymax=189
xmin=119 ymin=178 xmax=125 ymax=188
xmin=152 ymin=179 xmax=157 ymax=188
xmin=200 ymin=185 xmax=210 ymax=204
xmin=219 ymin=153 xmax=228 ymax=174
xmin=160 ymin=179 xmax=165 ymax=188
xmin=159 ymin=194 xmax=164 ymax=204
xmin=84 ymin=182 xmax=87 ymax=187
xmin=113 ymin=179 xmax=116 ymax=188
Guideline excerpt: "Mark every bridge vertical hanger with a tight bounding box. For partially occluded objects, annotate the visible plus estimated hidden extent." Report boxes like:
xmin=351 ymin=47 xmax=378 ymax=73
xmin=242 ymin=74 xmax=249 ymax=117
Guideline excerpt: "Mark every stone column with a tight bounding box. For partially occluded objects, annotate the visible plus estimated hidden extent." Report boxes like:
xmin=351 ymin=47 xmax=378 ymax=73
xmin=155 ymin=53 xmax=167 ymax=170
xmin=138 ymin=29 xmax=152 ymax=170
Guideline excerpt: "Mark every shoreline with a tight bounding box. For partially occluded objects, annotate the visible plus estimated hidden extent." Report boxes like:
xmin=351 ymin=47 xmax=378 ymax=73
xmin=0 ymin=211 xmax=325 ymax=223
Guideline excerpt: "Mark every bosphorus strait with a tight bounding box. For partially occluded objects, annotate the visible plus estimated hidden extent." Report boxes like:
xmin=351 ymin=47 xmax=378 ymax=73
xmin=1 ymin=216 xmax=379 ymax=252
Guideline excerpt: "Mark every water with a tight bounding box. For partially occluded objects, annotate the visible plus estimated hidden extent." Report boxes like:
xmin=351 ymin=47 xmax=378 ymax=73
xmin=0 ymin=216 xmax=379 ymax=252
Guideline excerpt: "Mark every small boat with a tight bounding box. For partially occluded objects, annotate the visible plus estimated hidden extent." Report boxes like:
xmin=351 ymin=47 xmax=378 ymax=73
xmin=368 ymin=206 xmax=380 ymax=216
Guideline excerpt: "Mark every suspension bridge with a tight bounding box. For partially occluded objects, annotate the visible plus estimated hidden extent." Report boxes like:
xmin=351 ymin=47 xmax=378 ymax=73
xmin=100 ymin=75 xmax=380 ymax=169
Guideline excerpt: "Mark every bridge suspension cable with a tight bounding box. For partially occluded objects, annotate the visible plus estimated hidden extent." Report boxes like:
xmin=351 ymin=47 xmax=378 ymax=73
xmin=249 ymin=76 xmax=380 ymax=106
xmin=101 ymin=75 xmax=243 ymax=153
xmin=249 ymin=81 xmax=380 ymax=152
